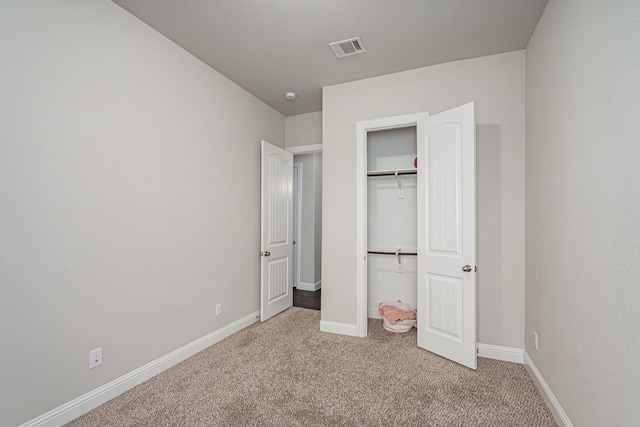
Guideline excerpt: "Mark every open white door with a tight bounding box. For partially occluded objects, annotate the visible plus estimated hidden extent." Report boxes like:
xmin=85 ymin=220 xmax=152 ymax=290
xmin=260 ymin=140 xmax=294 ymax=322
xmin=417 ymin=102 xmax=477 ymax=369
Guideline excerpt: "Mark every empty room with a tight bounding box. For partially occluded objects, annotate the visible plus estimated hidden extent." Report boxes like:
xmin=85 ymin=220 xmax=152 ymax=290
xmin=1 ymin=1 xmax=638 ymax=426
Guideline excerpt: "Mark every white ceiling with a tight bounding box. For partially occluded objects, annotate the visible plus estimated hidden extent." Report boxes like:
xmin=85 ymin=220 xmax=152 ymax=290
xmin=112 ymin=0 xmax=548 ymax=117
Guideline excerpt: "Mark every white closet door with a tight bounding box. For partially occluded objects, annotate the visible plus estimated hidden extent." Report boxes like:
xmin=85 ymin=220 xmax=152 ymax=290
xmin=417 ymin=102 xmax=477 ymax=369
xmin=260 ymin=140 xmax=293 ymax=322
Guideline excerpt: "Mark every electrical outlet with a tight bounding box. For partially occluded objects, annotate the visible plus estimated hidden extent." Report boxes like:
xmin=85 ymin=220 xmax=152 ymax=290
xmin=89 ymin=347 xmax=102 ymax=369
xmin=215 ymin=303 xmax=222 ymax=316
xmin=534 ymin=332 xmax=539 ymax=351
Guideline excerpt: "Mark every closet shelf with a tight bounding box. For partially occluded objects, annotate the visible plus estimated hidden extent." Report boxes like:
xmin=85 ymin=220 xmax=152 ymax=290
xmin=367 ymin=169 xmax=417 ymax=177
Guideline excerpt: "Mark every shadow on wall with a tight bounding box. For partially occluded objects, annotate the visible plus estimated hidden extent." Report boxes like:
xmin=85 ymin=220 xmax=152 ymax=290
xmin=476 ymin=124 xmax=502 ymax=340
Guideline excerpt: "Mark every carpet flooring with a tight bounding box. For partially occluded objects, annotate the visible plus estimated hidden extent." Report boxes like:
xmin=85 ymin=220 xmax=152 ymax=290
xmin=67 ymin=307 xmax=557 ymax=426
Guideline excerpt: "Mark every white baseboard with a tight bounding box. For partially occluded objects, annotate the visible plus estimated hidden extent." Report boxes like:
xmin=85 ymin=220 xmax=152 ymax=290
xmin=296 ymin=280 xmax=321 ymax=292
xmin=319 ymin=320 xmax=358 ymax=336
xmin=524 ymin=352 xmax=574 ymax=427
xmin=323 ymin=319 xmax=525 ymax=366
xmin=21 ymin=311 xmax=260 ymax=427
xmin=477 ymin=343 xmax=524 ymax=364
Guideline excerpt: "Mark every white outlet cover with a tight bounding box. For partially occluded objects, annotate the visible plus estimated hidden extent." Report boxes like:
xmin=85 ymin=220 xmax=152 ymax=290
xmin=89 ymin=347 xmax=102 ymax=369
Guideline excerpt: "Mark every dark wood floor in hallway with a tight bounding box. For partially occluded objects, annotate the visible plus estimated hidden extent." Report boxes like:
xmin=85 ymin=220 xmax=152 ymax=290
xmin=293 ymin=288 xmax=321 ymax=310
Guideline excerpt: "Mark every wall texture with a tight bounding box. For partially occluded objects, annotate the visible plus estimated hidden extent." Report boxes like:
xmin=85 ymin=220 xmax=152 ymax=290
xmin=525 ymin=1 xmax=640 ymax=425
xmin=322 ymin=51 xmax=526 ymax=349
xmin=0 ymin=1 xmax=284 ymax=425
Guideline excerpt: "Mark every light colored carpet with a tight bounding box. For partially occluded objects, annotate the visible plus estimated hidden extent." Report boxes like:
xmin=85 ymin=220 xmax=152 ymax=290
xmin=67 ymin=307 xmax=557 ymax=426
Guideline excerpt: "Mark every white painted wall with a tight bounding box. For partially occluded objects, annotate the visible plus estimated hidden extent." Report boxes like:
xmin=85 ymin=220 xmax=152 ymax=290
xmin=322 ymin=51 xmax=526 ymax=349
xmin=0 ymin=1 xmax=284 ymax=425
xmin=525 ymin=1 xmax=640 ymax=425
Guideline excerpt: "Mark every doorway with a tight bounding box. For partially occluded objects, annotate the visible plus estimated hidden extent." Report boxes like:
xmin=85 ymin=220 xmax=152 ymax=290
xmin=289 ymin=146 xmax=322 ymax=310
xmin=366 ymin=126 xmax=418 ymax=320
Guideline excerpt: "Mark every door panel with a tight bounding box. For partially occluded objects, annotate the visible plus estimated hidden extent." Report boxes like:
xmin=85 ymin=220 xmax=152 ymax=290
xmin=260 ymin=140 xmax=293 ymax=321
xmin=429 ymin=123 xmax=462 ymax=254
xmin=428 ymin=274 xmax=463 ymax=340
xmin=417 ymin=102 xmax=476 ymax=369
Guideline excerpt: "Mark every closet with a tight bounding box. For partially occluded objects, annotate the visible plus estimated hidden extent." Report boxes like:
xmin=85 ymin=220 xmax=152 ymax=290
xmin=357 ymin=103 xmax=477 ymax=369
xmin=366 ymin=126 xmax=418 ymax=319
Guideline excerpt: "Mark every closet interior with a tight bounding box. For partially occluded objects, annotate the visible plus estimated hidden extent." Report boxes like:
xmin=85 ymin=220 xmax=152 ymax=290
xmin=367 ymin=126 xmax=418 ymax=319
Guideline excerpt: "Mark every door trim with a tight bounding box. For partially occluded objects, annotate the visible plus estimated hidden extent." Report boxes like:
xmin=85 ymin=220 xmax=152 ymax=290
xmin=286 ymin=144 xmax=322 ymax=154
xmin=355 ymin=113 xmax=428 ymax=337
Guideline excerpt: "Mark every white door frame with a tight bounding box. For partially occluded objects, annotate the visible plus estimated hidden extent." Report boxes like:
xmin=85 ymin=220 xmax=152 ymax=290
xmin=286 ymin=144 xmax=322 ymax=155
xmin=356 ymin=113 xmax=427 ymax=337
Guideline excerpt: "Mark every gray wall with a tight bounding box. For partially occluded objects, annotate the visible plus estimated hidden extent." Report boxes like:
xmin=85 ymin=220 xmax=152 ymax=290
xmin=0 ymin=1 xmax=284 ymax=425
xmin=294 ymin=153 xmax=322 ymax=287
xmin=525 ymin=0 xmax=640 ymax=425
xmin=313 ymin=154 xmax=322 ymax=284
xmin=285 ymin=112 xmax=322 ymax=147
xmin=322 ymin=51 xmax=526 ymax=349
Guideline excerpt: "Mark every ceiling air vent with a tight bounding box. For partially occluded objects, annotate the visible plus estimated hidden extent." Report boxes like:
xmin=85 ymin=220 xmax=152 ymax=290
xmin=329 ymin=37 xmax=366 ymax=58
